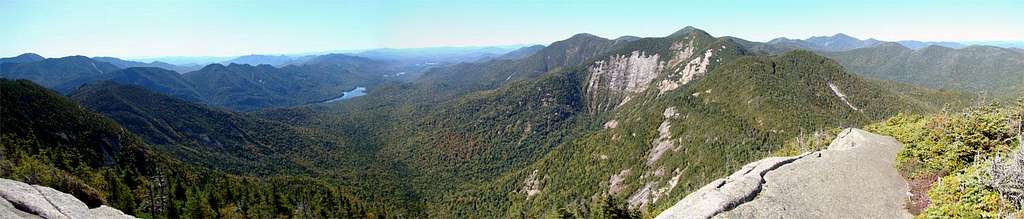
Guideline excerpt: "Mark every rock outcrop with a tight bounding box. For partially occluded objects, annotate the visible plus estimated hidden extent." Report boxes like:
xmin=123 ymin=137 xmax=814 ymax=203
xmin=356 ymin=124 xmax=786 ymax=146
xmin=655 ymin=128 xmax=912 ymax=219
xmin=0 ymin=178 xmax=135 ymax=219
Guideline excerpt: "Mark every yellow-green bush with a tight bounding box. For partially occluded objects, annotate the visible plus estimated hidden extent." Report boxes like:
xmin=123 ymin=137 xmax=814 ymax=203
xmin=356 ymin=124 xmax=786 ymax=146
xmin=920 ymin=161 xmax=1012 ymax=218
xmin=867 ymin=102 xmax=1022 ymax=217
xmin=867 ymin=105 xmax=1016 ymax=178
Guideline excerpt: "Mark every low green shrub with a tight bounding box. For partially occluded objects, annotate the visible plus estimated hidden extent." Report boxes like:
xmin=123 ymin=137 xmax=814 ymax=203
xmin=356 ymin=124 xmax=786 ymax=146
xmin=867 ymin=101 xmax=1023 ymax=218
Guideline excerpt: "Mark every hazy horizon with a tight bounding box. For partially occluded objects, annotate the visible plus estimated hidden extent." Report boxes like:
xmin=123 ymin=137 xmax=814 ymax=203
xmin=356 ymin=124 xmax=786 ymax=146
xmin=3 ymin=0 xmax=1022 ymax=58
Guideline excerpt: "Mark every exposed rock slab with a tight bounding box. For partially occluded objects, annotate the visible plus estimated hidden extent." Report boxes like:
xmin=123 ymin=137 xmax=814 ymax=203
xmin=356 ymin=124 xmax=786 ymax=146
xmin=655 ymin=128 xmax=912 ymax=219
xmin=0 ymin=178 xmax=135 ymax=219
xmin=655 ymin=154 xmax=807 ymax=219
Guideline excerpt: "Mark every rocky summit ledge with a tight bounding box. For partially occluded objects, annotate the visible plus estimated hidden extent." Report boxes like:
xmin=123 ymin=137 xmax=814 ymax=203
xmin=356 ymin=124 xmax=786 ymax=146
xmin=655 ymin=128 xmax=912 ymax=219
xmin=0 ymin=178 xmax=135 ymax=219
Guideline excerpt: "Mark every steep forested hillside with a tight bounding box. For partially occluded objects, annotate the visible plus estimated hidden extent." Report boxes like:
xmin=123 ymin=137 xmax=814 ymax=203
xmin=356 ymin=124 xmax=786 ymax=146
xmin=826 ymin=43 xmax=1024 ymax=98
xmin=66 ymin=82 xmax=415 ymax=213
xmin=0 ymin=79 xmax=385 ymax=218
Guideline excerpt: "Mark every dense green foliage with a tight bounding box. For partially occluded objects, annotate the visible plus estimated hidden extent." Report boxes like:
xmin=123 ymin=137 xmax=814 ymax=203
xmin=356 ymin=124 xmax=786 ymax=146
xmin=0 ymin=79 xmax=385 ymax=218
xmin=866 ymin=101 xmax=1023 ymax=218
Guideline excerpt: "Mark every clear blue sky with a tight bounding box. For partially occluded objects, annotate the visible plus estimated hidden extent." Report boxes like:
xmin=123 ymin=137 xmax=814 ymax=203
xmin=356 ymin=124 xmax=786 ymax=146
xmin=2 ymin=0 xmax=1021 ymax=58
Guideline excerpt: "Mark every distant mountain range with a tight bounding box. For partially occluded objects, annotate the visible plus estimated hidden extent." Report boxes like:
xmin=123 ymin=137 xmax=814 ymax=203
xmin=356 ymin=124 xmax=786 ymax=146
xmin=121 ymin=45 xmax=533 ymax=67
xmin=766 ymin=33 xmax=1023 ymax=52
xmin=92 ymin=56 xmax=202 ymax=73
xmin=0 ymin=55 xmax=119 ymax=87
xmin=768 ymin=33 xmax=884 ymax=52
xmin=0 ymin=53 xmax=416 ymax=110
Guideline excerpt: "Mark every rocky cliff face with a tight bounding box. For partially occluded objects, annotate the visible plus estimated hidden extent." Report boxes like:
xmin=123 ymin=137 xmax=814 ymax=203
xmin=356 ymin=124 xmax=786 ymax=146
xmin=0 ymin=178 xmax=135 ymax=219
xmin=585 ymin=50 xmax=664 ymax=112
xmin=584 ymin=32 xmax=735 ymax=114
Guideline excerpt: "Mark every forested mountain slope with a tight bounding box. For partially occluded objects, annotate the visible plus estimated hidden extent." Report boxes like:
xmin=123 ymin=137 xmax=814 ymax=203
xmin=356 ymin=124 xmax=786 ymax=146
xmin=0 ymin=79 xmax=384 ymax=218
xmin=825 ymin=43 xmax=1024 ymax=98
xmin=66 ymin=82 xmax=414 ymax=213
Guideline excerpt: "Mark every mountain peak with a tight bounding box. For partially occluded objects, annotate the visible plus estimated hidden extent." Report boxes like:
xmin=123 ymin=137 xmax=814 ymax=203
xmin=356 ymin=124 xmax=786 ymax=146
xmin=614 ymin=35 xmax=641 ymax=42
xmin=668 ymin=26 xmax=708 ymax=38
xmin=832 ymin=33 xmax=855 ymax=39
xmin=876 ymin=41 xmax=910 ymax=50
xmin=199 ymin=63 xmax=227 ymax=71
xmin=15 ymin=53 xmax=45 ymax=60
xmin=567 ymin=33 xmax=604 ymax=41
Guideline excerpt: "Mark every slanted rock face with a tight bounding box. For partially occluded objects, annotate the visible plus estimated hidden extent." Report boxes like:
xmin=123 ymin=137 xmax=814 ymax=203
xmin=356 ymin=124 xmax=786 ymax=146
xmin=586 ymin=50 xmax=664 ymax=112
xmin=659 ymin=38 xmax=718 ymax=95
xmin=648 ymin=107 xmax=680 ymax=165
xmin=655 ymin=128 xmax=912 ymax=219
xmin=626 ymin=107 xmax=687 ymax=209
xmin=0 ymin=178 xmax=136 ymax=219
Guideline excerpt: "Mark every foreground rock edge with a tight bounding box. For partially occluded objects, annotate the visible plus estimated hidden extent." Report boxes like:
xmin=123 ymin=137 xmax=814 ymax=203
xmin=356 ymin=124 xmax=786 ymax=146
xmin=0 ymin=178 xmax=136 ymax=219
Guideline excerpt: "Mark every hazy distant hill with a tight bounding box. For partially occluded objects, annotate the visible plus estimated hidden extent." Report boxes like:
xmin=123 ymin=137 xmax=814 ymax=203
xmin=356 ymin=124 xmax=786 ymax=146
xmin=0 ymin=56 xmax=119 ymax=87
xmin=222 ymin=54 xmax=314 ymax=66
xmin=766 ymin=33 xmax=984 ymax=51
xmin=496 ymin=45 xmax=546 ymax=60
xmin=895 ymin=40 xmax=966 ymax=49
xmin=182 ymin=57 xmax=388 ymax=110
xmin=93 ymin=56 xmax=200 ymax=73
xmin=57 ymin=67 xmax=203 ymax=101
xmin=768 ymin=33 xmax=883 ymax=52
xmin=0 ymin=52 xmax=44 ymax=70
xmin=0 ymin=53 xmax=405 ymax=111
xmin=354 ymin=45 xmax=527 ymax=64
